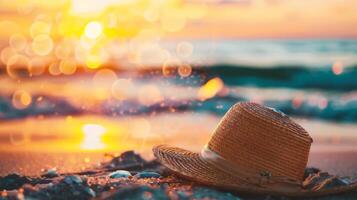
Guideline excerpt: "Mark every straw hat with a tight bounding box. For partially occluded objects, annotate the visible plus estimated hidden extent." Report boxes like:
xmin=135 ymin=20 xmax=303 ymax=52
xmin=153 ymin=102 xmax=357 ymax=197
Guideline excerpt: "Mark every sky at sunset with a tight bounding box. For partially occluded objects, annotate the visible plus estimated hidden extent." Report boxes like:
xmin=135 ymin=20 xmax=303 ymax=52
xmin=0 ymin=0 xmax=357 ymax=40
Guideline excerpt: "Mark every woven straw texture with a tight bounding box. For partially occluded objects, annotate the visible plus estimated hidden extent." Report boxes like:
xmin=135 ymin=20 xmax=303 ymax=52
xmin=208 ymin=102 xmax=312 ymax=181
xmin=153 ymin=102 xmax=357 ymax=196
xmin=153 ymin=145 xmax=357 ymax=197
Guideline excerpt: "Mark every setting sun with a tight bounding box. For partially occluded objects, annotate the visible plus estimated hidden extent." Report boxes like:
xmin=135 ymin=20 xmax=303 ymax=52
xmin=84 ymin=21 xmax=103 ymax=39
xmin=80 ymin=124 xmax=106 ymax=150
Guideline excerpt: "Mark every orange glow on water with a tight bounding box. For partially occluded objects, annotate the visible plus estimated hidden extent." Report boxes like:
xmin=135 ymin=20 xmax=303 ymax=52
xmin=197 ymin=77 xmax=224 ymax=101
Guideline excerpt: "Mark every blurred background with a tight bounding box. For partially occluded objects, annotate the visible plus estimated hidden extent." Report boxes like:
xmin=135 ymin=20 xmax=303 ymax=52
xmin=1 ymin=0 xmax=357 ymax=176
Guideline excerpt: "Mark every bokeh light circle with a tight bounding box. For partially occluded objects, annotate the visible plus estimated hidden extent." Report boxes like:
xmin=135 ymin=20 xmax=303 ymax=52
xmin=9 ymin=131 xmax=30 ymax=146
xmin=178 ymin=63 xmax=192 ymax=78
xmin=48 ymin=62 xmax=61 ymax=75
xmin=12 ymin=90 xmax=32 ymax=110
xmin=32 ymin=34 xmax=53 ymax=56
xmin=30 ymin=21 xmax=51 ymax=38
xmin=59 ymin=59 xmax=77 ymax=75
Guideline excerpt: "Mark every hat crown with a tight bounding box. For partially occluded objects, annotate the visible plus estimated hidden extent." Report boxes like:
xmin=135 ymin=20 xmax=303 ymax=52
xmin=208 ymin=102 xmax=312 ymax=181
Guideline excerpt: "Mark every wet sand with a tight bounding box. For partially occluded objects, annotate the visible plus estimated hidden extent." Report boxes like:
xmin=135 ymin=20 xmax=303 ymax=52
xmin=1 ymin=150 xmax=357 ymax=200
xmin=1 ymin=150 xmax=357 ymax=177
xmin=1 ymin=114 xmax=357 ymax=199
xmin=1 ymin=113 xmax=357 ymax=176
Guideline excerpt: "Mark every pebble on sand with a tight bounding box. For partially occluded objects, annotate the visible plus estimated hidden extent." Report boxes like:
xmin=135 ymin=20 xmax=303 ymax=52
xmin=41 ymin=168 xmax=58 ymax=178
xmin=109 ymin=170 xmax=132 ymax=178
xmin=84 ymin=187 xmax=96 ymax=197
xmin=0 ymin=173 xmax=32 ymax=190
xmin=135 ymin=171 xmax=161 ymax=178
xmin=63 ymin=175 xmax=83 ymax=185
xmin=1 ymin=151 xmax=357 ymax=200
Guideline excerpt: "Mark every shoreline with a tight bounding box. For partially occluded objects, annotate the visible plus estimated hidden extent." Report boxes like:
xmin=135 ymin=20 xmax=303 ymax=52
xmin=1 ymin=151 xmax=357 ymax=200
xmin=1 ymin=150 xmax=357 ymax=177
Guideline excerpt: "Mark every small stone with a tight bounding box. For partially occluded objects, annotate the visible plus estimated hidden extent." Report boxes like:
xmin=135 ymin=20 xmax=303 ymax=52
xmin=41 ymin=168 xmax=58 ymax=178
xmin=303 ymin=172 xmax=332 ymax=189
xmin=313 ymin=176 xmax=349 ymax=190
xmin=22 ymin=184 xmax=38 ymax=195
xmin=0 ymin=173 xmax=32 ymax=190
xmin=136 ymin=171 xmax=160 ymax=179
xmin=63 ymin=175 xmax=82 ymax=185
xmin=109 ymin=170 xmax=132 ymax=178
xmin=177 ymin=191 xmax=189 ymax=199
xmin=106 ymin=151 xmax=147 ymax=169
xmin=304 ymin=167 xmax=320 ymax=180
xmin=84 ymin=187 xmax=96 ymax=197
xmin=339 ymin=177 xmax=352 ymax=185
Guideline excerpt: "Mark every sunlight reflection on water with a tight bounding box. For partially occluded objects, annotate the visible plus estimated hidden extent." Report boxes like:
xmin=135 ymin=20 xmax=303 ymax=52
xmin=80 ymin=124 xmax=106 ymax=150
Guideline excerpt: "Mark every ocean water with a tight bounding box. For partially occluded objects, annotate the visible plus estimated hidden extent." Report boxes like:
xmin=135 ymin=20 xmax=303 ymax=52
xmin=163 ymin=39 xmax=357 ymax=67
xmin=1 ymin=40 xmax=357 ymax=122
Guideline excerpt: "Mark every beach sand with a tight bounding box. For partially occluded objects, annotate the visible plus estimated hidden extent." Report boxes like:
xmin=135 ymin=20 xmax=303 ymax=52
xmin=1 ymin=114 xmax=357 ymax=176
xmin=1 ymin=150 xmax=357 ymax=200
xmin=0 ymin=114 xmax=357 ymax=199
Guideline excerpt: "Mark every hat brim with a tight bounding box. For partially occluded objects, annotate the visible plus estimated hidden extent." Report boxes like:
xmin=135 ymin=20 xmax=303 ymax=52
xmin=153 ymin=145 xmax=357 ymax=197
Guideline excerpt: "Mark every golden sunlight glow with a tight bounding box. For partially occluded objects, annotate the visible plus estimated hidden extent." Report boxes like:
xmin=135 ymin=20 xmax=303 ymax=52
xmin=197 ymin=77 xmax=224 ymax=101
xmin=85 ymin=54 xmax=103 ymax=69
xmin=71 ymin=0 xmax=128 ymax=14
xmin=84 ymin=21 xmax=103 ymax=39
xmin=80 ymin=124 xmax=106 ymax=150
xmin=30 ymin=21 xmax=51 ymax=39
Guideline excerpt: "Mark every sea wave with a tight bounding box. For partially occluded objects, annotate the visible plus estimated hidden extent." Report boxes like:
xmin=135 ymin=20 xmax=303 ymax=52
xmin=1 ymin=92 xmax=357 ymax=123
xmin=195 ymin=64 xmax=357 ymax=91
